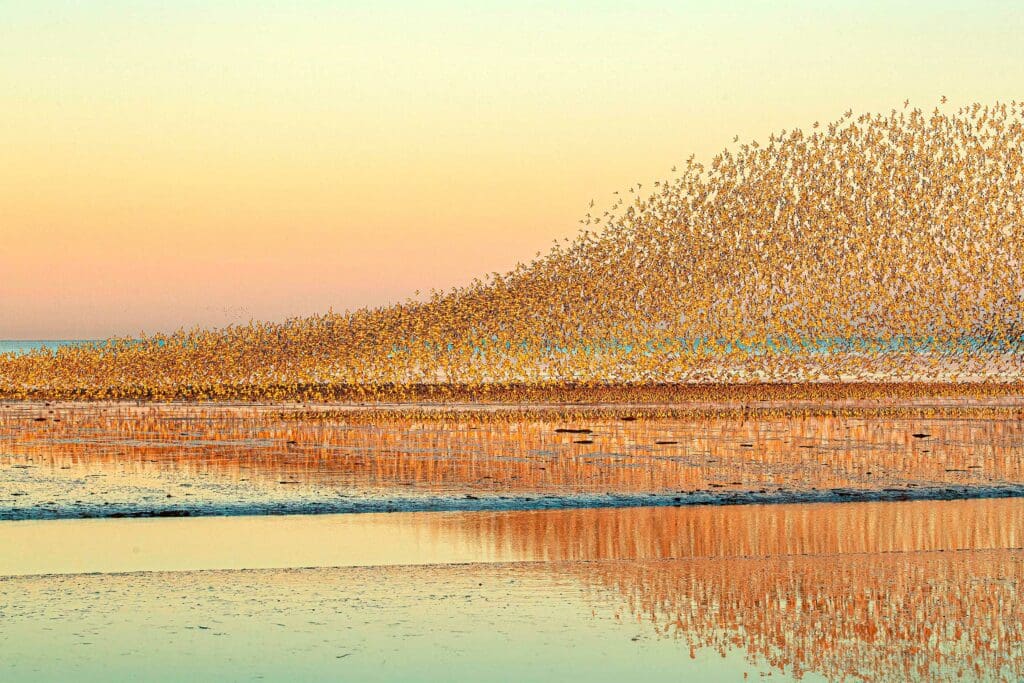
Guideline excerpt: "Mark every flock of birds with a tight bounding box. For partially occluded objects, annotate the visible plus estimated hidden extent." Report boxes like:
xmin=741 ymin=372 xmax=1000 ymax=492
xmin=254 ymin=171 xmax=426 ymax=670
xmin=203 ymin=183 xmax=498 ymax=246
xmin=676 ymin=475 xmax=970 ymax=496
xmin=2 ymin=100 xmax=1023 ymax=402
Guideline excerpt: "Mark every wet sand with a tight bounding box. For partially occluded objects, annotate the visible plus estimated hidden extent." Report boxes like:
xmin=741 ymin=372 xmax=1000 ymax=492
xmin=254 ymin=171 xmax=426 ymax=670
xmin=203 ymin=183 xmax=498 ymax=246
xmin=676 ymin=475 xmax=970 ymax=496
xmin=1 ymin=563 xmax=800 ymax=683
xmin=2 ymin=401 xmax=1024 ymax=518
xmin=2 ymin=498 xmax=1022 ymax=576
xmin=2 ymin=499 xmax=1023 ymax=682
xmin=3 ymin=401 xmax=1023 ymax=680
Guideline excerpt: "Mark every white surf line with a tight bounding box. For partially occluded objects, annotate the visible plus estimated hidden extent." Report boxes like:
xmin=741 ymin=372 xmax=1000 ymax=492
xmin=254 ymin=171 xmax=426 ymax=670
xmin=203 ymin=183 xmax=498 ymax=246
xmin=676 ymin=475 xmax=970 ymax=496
xmin=3 ymin=483 xmax=1024 ymax=521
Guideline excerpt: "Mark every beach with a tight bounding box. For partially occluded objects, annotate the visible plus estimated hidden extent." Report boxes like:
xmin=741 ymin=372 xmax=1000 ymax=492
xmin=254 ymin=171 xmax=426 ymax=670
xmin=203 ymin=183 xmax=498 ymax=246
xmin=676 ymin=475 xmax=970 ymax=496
xmin=3 ymin=499 xmax=1022 ymax=681
xmin=3 ymin=399 xmax=1024 ymax=680
xmin=3 ymin=399 xmax=1023 ymax=520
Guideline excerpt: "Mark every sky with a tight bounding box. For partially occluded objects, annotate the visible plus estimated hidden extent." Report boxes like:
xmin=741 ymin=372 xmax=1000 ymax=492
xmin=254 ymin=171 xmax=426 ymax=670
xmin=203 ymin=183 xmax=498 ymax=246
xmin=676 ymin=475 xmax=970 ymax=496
xmin=2 ymin=1 xmax=1023 ymax=339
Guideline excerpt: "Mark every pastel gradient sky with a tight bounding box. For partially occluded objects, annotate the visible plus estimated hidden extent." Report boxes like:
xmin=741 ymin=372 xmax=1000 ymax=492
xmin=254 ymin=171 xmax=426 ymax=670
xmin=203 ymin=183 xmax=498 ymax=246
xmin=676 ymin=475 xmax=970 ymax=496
xmin=3 ymin=1 xmax=1023 ymax=338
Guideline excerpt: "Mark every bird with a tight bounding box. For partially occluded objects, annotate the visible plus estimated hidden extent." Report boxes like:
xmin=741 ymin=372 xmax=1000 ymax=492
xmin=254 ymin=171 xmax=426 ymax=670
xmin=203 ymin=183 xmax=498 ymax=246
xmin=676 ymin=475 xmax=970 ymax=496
xmin=1 ymin=100 xmax=1022 ymax=402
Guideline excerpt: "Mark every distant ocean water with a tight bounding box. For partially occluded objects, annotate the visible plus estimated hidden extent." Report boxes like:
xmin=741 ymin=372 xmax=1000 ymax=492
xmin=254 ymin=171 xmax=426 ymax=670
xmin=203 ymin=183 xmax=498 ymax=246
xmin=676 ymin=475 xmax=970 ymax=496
xmin=0 ymin=340 xmax=100 ymax=355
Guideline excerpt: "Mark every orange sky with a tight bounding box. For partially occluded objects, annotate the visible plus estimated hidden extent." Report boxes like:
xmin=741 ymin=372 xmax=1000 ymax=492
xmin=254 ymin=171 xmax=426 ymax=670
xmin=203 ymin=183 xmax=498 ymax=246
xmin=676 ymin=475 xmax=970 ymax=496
xmin=3 ymin=2 xmax=1023 ymax=338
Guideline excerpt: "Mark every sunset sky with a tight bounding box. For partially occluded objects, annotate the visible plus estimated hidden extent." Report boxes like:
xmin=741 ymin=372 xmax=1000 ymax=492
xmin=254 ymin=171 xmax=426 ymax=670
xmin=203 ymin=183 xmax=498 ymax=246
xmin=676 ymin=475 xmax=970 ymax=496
xmin=3 ymin=1 xmax=1023 ymax=339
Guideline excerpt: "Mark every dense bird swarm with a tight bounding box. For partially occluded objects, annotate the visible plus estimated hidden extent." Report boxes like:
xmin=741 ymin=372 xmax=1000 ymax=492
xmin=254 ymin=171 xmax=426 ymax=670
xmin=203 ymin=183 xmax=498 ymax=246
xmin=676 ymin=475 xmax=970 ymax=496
xmin=3 ymin=102 xmax=1023 ymax=402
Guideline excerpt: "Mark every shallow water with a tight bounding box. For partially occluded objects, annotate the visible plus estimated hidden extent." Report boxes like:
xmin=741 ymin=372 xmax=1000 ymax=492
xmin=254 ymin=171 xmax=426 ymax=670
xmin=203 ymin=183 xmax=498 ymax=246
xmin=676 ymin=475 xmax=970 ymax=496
xmin=2 ymin=497 xmax=1022 ymax=575
xmin=2 ymin=402 xmax=1024 ymax=518
xmin=3 ymin=402 xmax=1023 ymax=680
xmin=2 ymin=500 xmax=1022 ymax=682
xmin=0 ymin=564 xmax=799 ymax=683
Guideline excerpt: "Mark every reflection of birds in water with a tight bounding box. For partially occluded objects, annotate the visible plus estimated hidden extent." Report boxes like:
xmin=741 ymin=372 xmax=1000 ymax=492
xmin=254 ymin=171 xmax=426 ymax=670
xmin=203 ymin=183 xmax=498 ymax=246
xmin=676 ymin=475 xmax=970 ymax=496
xmin=568 ymin=540 xmax=1024 ymax=681
xmin=2 ymin=99 xmax=1023 ymax=402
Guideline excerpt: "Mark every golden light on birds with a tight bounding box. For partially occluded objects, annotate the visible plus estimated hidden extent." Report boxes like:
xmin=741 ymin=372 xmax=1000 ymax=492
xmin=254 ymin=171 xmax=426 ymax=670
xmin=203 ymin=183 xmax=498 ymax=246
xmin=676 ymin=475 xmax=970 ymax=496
xmin=1 ymin=101 xmax=1022 ymax=403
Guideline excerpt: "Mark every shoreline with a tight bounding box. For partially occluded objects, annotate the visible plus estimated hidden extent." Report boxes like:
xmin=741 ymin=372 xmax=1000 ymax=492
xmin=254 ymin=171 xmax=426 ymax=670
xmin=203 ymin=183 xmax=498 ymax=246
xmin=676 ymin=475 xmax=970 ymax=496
xmin=4 ymin=396 xmax=1023 ymax=520
xmin=4 ymin=483 xmax=1024 ymax=522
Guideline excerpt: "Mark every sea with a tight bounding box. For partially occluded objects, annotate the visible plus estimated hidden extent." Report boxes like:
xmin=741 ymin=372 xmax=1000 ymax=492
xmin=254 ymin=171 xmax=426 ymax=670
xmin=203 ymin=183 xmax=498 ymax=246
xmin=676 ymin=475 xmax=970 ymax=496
xmin=0 ymin=340 xmax=100 ymax=355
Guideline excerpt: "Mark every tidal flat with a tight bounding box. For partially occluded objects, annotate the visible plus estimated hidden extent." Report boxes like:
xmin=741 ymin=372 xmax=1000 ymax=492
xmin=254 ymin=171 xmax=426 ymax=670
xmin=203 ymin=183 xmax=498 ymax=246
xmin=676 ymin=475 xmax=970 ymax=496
xmin=2 ymin=500 xmax=1023 ymax=681
xmin=2 ymin=400 xmax=1024 ymax=519
xmin=2 ymin=400 xmax=1023 ymax=681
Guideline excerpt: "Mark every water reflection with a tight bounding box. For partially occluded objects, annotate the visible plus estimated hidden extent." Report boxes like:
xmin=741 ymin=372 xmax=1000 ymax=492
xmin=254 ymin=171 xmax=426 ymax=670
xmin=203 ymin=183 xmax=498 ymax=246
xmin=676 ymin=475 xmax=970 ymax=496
xmin=2 ymin=499 xmax=1022 ymax=681
xmin=445 ymin=498 xmax=1024 ymax=560
xmin=3 ymin=404 xmax=1024 ymax=517
xmin=575 ymin=552 xmax=1022 ymax=680
xmin=4 ymin=403 xmax=1024 ymax=678
xmin=465 ymin=500 xmax=1024 ymax=681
